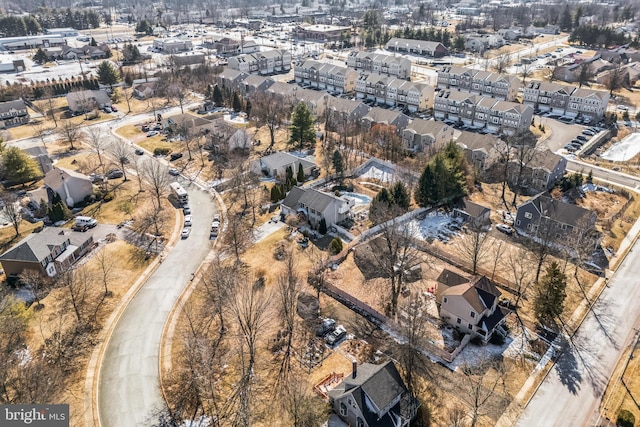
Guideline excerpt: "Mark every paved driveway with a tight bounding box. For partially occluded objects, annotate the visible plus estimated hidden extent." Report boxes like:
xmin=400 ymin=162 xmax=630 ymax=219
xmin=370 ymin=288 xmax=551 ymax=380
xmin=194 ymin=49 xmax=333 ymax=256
xmin=536 ymin=118 xmax=586 ymax=152
xmin=97 ymin=181 xmax=217 ymax=427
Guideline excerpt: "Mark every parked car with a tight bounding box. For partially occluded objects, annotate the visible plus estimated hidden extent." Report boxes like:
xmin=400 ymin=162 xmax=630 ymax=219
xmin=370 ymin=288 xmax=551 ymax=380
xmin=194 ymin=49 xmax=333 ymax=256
xmin=496 ymin=224 xmax=514 ymax=235
xmin=183 ymin=206 xmax=191 ymax=215
xmin=111 ymin=105 xmax=118 ymax=112
xmin=326 ymin=325 xmax=347 ymax=346
xmin=213 ymin=214 xmax=220 ymax=222
xmin=147 ymin=130 xmax=159 ymax=137
xmin=106 ymin=169 xmax=124 ymax=179
xmin=170 ymin=152 xmax=183 ymax=161
xmin=103 ymin=106 xmax=112 ymax=113
xmin=184 ymin=215 xmax=192 ymax=226
xmin=135 ymin=148 xmax=144 ymax=155
xmin=168 ymin=168 xmax=179 ymax=176
xmin=181 ymin=227 xmax=191 ymax=239
xmin=89 ymin=173 xmax=105 ymax=183
xmin=576 ymin=135 xmax=588 ymax=142
xmin=316 ymin=318 xmax=336 ymax=337
xmin=582 ymin=130 xmax=595 ymax=136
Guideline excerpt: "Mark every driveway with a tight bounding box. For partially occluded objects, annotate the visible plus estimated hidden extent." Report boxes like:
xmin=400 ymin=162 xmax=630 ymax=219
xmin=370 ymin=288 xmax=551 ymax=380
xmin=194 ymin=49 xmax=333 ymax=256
xmin=536 ymin=118 xmax=586 ymax=152
xmin=97 ymin=180 xmax=218 ymax=427
xmin=516 ymin=233 xmax=640 ymax=426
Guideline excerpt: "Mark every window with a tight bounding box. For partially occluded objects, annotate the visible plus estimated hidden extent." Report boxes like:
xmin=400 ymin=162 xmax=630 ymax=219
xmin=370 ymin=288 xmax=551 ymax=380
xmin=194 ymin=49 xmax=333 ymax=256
xmin=470 ymin=311 xmax=476 ymax=318
xmin=340 ymin=403 xmax=347 ymax=416
xmin=443 ymin=297 xmax=448 ymax=303
xmin=357 ymin=418 xmax=365 ymax=427
xmin=468 ymin=323 xmax=473 ymax=330
xmin=524 ymin=212 xmax=532 ymax=219
xmin=456 ymin=318 xmax=462 ymax=324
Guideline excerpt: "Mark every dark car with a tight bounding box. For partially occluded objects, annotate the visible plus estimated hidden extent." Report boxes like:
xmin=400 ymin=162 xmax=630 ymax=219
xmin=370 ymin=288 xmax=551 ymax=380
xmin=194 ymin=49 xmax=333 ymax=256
xmin=325 ymin=325 xmax=346 ymax=346
xmin=170 ymin=152 xmax=183 ymax=161
xmin=135 ymin=148 xmax=144 ymax=155
xmin=106 ymin=169 xmax=124 ymax=179
xmin=576 ymin=135 xmax=588 ymax=142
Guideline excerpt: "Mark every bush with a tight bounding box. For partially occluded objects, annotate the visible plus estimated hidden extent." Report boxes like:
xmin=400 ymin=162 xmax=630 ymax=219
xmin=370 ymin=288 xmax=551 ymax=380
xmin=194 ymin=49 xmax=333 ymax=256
xmin=328 ymin=238 xmax=343 ymax=255
xmin=617 ymin=409 xmax=635 ymax=427
xmin=154 ymin=147 xmax=170 ymax=156
xmin=319 ymin=218 xmax=327 ymax=235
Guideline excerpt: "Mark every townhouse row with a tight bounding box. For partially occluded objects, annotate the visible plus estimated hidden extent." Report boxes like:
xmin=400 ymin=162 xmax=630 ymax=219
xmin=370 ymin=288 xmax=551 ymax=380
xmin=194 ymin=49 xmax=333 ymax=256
xmin=434 ymin=90 xmax=533 ymax=135
xmin=436 ymin=65 xmax=520 ymax=101
xmin=522 ymin=80 xmax=610 ymax=121
xmin=227 ymin=49 xmax=292 ymax=75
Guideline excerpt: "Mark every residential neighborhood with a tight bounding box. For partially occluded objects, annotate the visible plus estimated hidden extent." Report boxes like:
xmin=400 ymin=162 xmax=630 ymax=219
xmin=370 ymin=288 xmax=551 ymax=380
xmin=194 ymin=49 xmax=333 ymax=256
xmin=0 ymin=2 xmax=639 ymax=427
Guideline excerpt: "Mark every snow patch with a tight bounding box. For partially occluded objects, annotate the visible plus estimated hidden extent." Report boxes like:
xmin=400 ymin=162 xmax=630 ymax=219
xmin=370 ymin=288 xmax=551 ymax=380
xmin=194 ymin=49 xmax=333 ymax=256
xmin=601 ymin=133 xmax=640 ymax=161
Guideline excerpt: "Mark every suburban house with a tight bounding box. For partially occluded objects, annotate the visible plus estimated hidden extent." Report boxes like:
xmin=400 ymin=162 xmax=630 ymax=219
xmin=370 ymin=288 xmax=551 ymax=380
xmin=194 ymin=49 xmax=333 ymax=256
xmin=240 ymin=74 xmax=275 ymax=95
xmin=523 ymin=80 xmax=610 ymax=121
xmin=346 ymin=51 xmax=412 ymax=80
xmin=44 ymin=167 xmax=93 ymax=208
xmin=514 ymin=193 xmax=598 ymax=244
xmin=498 ymin=28 xmax=522 ymax=41
xmin=434 ymin=91 xmax=533 ymax=135
xmin=456 ymin=131 xmax=505 ymax=177
xmin=452 ymin=199 xmax=491 ymax=229
xmin=327 ymin=360 xmax=419 ymax=427
xmin=355 ymin=73 xmax=435 ymax=112
xmin=227 ymin=49 xmax=292 ymax=75
xmin=437 ymin=273 xmax=507 ymax=343
xmin=436 ymin=66 xmax=520 ymax=101
xmin=507 ymin=149 xmax=567 ymax=193
xmin=66 ymin=90 xmax=111 ymax=113
xmin=216 ymin=68 xmax=250 ymax=93
xmin=325 ymin=98 xmax=371 ymax=133
xmin=0 ymin=99 xmax=29 ymax=128
xmin=59 ymin=44 xmax=110 ymax=60
xmin=361 ymin=107 xmax=410 ymax=133
xmin=464 ymin=33 xmax=505 ymax=51
xmin=281 ymin=186 xmax=354 ymax=229
xmin=291 ymin=87 xmax=332 ymax=118
xmin=401 ymin=118 xmax=454 ymax=153
xmin=0 ymin=227 xmax=94 ymax=278
xmin=250 ymin=151 xmax=317 ymax=180
xmin=385 ymin=37 xmax=449 ymax=58
xmin=132 ymin=81 xmax=159 ymax=99
xmin=294 ymin=60 xmax=359 ymax=94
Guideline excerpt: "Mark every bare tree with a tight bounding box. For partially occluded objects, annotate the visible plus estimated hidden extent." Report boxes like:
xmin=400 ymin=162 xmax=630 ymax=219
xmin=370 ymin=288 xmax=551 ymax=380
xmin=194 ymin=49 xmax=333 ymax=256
xmin=0 ymin=192 xmax=22 ymax=237
xmin=141 ymin=159 xmax=170 ymax=209
xmin=519 ymin=61 xmax=535 ymax=85
xmin=18 ymin=269 xmax=49 ymax=309
xmin=396 ymin=298 xmax=431 ymax=397
xmin=507 ymin=131 xmax=538 ymax=206
xmin=95 ymin=246 xmax=115 ymax=296
xmin=275 ymin=250 xmax=300 ymax=388
xmin=30 ymin=121 xmax=50 ymax=148
xmin=491 ymin=49 xmax=513 ymax=74
xmin=41 ymin=87 xmax=58 ymax=128
xmin=109 ymin=139 xmax=133 ymax=181
xmin=57 ymin=265 xmax=103 ymax=328
xmin=459 ymin=358 xmax=508 ymax=427
xmin=605 ymin=60 xmax=626 ymax=96
xmin=223 ymin=207 xmax=253 ymax=262
xmin=249 ymin=91 xmax=289 ymax=151
xmin=282 ymin=377 xmax=328 ymax=427
xmin=445 ymin=406 xmax=469 ymax=427
xmin=86 ymin=127 xmax=109 ymax=174
xmin=228 ymin=276 xmax=272 ymax=427
xmin=57 ymin=120 xmax=84 ymax=150
xmin=455 ymin=227 xmax=490 ymax=274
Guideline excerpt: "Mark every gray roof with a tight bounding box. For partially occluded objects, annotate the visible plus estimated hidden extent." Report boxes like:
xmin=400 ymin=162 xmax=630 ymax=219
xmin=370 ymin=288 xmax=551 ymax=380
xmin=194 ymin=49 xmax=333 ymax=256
xmin=0 ymin=227 xmax=71 ymax=263
xmin=299 ymin=188 xmax=345 ymax=212
xmin=524 ymin=193 xmax=596 ymax=227
xmin=528 ymin=149 xmax=564 ymax=172
xmin=281 ymin=186 xmax=306 ymax=210
xmin=405 ymin=118 xmax=448 ymax=136
xmin=437 ymin=268 xmax=468 ymax=287
xmin=260 ymin=152 xmax=316 ymax=172
xmin=456 ymin=131 xmax=502 ymax=152
xmin=455 ymin=198 xmax=490 ymax=219
xmin=0 ymin=99 xmax=26 ymax=114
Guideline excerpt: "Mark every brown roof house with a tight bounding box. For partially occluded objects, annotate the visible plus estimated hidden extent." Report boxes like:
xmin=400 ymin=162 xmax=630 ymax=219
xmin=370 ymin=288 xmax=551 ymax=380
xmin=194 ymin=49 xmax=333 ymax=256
xmin=0 ymin=227 xmax=94 ymax=278
xmin=327 ymin=360 xmax=419 ymax=427
xmin=44 ymin=167 xmax=93 ymax=208
xmin=281 ymin=187 xmax=354 ymax=229
xmin=437 ymin=273 xmax=507 ymax=343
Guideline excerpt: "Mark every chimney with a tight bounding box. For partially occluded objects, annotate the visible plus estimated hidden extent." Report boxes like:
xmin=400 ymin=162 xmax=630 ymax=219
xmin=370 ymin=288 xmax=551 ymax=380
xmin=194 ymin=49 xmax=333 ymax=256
xmin=352 ymin=361 xmax=357 ymax=379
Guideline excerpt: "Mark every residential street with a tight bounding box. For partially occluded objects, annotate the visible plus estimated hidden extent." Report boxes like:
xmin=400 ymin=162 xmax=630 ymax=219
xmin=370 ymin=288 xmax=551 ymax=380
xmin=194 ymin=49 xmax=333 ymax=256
xmin=567 ymin=159 xmax=640 ymax=189
xmin=517 ymin=232 xmax=640 ymax=427
xmin=97 ymin=182 xmax=218 ymax=427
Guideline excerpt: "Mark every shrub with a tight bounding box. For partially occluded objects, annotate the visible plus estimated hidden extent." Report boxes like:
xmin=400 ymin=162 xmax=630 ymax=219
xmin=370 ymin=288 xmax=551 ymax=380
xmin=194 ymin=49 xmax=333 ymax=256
xmin=154 ymin=147 xmax=170 ymax=156
xmin=319 ymin=218 xmax=327 ymax=235
xmin=328 ymin=238 xmax=343 ymax=255
xmin=617 ymin=409 xmax=635 ymax=427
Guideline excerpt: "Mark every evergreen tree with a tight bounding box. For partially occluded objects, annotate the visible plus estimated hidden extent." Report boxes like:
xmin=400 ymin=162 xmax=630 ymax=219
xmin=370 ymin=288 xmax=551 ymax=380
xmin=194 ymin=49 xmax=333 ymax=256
xmin=232 ymin=91 xmax=243 ymax=112
xmin=213 ymin=85 xmax=223 ymax=106
xmin=289 ymin=102 xmax=316 ymax=150
xmin=369 ymin=187 xmax=394 ymax=223
xmin=332 ymin=149 xmax=344 ymax=176
xmin=391 ymin=181 xmax=410 ymax=211
xmin=560 ymin=4 xmax=573 ymax=31
xmin=90 ymin=37 xmax=98 ymax=47
xmin=270 ymin=185 xmax=281 ymax=202
xmin=534 ymin=262 xmax=567 ymax=327
xmin=1 ymin=147 xmax=41 ymax=184
xmin=245 ymin=99 xmax=252 ymax=117
xmin=329 ymin=237 xmax=343 ymax=255
xmin=97 ymin=60 xmax=120 ymax=89
xmin=135 ymin=19 xmax=152 ymax=35
xmin=319 ymin=218 xmax=327 ymax=234
xmin=415 ymin=164 xmax=435 ymax=207
xmin=586 ymin=170 xmax=593 ymax=184
xmin=33 ymin=48 xmax=48 ymax=64
xmin=297 ymin=163 xmax=305 ymax=183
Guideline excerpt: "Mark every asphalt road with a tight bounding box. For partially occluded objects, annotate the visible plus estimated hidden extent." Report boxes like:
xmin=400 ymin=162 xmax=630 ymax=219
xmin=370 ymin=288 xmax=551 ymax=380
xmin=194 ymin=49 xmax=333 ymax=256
xmin=567 ymin=159 xmax=640 ymax=189
xmin=97 ymin=181 xmax=217 ymax=427
xmin=517 ymin=233 xmax=640 ymax=426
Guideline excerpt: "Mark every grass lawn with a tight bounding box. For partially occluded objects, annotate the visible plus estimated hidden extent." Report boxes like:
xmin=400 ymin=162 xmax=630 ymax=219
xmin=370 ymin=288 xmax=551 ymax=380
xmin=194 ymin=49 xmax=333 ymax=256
xmin=115 ymin=124 xmax=143 ymax=139
xmin=137 ymin=135 xmax=173 ymax=154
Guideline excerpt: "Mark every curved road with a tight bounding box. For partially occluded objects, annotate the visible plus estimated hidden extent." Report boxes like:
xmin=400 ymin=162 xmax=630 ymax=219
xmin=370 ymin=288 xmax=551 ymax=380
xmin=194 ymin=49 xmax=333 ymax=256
xmin=97 ymin=180 xmax=217 ymax=426
xmin=517 ymin=234 xmax=640 ymax=426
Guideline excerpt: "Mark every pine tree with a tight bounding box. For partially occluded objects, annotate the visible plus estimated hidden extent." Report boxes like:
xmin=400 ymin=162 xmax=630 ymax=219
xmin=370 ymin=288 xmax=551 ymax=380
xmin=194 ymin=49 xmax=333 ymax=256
xmin=415 ymin=164 xmax=435 ymax=207
xmin=319 ymin=218 xmax=327 ymax=234
xmin=213 ymin=85 xmax=223 ymax=106
xmin=391 ymin=181 xmax=410 ymax=211
xmin=332 ymin=149 xmax=344 ymax=176
xmin=370 ymin=187 xmax=394 ymax=223
xmin=297 ymin=163 xmax=305 ymax=183
xmin=534 ymin=262 xmax=567 ymax=327
xmin=289 ymin=102 xmax=316 ymax=150
xmin=232 ymin=91 xmax=243 ymax=112
xmin=33 ymin=48 xmax=48 ymax=64
xmin=586 ymin=170 xmax=593 ymax=184
xmin=97 ymin=60 xmax=120 ymax=89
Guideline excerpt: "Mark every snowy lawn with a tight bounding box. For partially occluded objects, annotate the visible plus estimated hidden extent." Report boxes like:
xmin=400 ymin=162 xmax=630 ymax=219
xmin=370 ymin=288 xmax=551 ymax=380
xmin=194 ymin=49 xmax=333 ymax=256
xmin=601 ymin=133 xmax=640 ymax=161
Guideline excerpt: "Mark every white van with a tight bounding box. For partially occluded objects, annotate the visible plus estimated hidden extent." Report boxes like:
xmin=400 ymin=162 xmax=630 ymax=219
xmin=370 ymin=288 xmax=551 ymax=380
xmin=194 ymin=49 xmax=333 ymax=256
xmin=75 ymin=216 xmax=98 ymax=228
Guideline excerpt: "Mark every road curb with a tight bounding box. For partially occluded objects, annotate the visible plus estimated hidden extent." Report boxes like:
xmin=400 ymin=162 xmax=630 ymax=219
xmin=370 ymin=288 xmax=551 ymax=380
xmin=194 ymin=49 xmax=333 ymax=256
xmin=84 ymin=207 xmax=182 ymax=427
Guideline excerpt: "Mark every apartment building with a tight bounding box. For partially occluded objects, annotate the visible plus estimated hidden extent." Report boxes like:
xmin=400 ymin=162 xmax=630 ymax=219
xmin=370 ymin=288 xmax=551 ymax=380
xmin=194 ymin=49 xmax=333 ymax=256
xmin=437 ymin=66 xmax=520 ymax=101
xmin=294 ymin=60 xmax=358 ymax=94
xmin=434 ymin=90 xmax=533 ymax=135
xmin=402 ymin=118 xmax=454 ymax=152
xmin=355 ymin=72 xmax=435 ymax=112
xmin=227 ymin=49 xmax=292 ymax=75
xmin=385 ymin=37 xmax=449 ymax=58
xmin=523 ymin=80 xmax=610 ymax=121
xmin=346 ymin=51 xmax=412 ymax=80
xmin=325 ymin=98 xmax=371 ymax=133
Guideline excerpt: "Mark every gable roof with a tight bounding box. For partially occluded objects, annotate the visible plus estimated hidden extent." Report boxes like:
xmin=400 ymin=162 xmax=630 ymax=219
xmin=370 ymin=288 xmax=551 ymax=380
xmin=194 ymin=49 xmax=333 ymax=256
xmin=0 ymin=227 xmax=70 ymax=263
xmin=442 ymin=275 xmax=500 ymax=314
xmin=526 ymin=149 xmax=564 ymax=172
xmin=281 ymin=186 xmax=306 ymax=210
xmin=437 ymin=269 xmax=469 ymax=287
xmin=522 ymin=193 xmax=595 ymax=227
xmin=405 ymin=118 xmax=448 ymax=136
xmin=0 ymin=99 xmax=27 ymax=114
xmin=44 ymin=166 xmax=90 ymax=189
xmin=456 ymin=131 xmax=502 ymax=153
xmin=260 ymin=151 xmax=315 ymax=172
xmin=299 ymin=188 xmax=346 ymax=212
xmin=454 ymin=198 xmax=490 ymax=219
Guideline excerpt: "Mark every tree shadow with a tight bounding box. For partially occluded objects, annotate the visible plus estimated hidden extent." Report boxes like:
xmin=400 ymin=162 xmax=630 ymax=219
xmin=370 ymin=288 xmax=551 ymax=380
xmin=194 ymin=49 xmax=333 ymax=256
xmin=554 ymin=336 xmax=583 ymax=395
